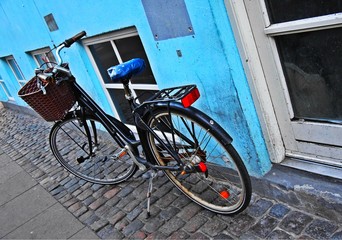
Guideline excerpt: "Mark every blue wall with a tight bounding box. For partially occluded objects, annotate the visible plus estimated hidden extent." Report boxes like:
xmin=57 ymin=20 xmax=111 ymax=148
xmin=0 ymin=0 xmax=271 ymax=176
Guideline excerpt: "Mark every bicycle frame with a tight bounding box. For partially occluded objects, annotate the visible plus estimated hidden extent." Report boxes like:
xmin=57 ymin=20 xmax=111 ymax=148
xmin=71 ymin=80 xmax=184 ymax=172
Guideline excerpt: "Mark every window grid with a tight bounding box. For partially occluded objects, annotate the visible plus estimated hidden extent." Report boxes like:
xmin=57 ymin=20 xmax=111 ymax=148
xmin=6 ymin=56 xmax=26 ymax=87
xmin=0 ymin=74 xmax=14 ymax=100
xmin=83 ymin=28 xmax=158 ymax=124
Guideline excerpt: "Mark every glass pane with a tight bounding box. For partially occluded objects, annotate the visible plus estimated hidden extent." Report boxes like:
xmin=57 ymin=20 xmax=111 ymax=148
xmin=265 ymin=0 xmax=342 ymax=24
xmin=8 ymin=58 xmax=25 ymax=80
xmin=115 ymin=36 xmax=156 ymax=84
xmin=35 ymin=54 xmax=46 ymax=67
xmin=107 ymin=89 xmax=134 ymax=125
xmin=0 ymin=81 xmax=13 ymax=98
xmin=34 ymin=51 xmax=56 ymax=68
xmin=89 ymin=42 xmax=119 ymax=84
xmin=275 ymin=28 xmax=342 ymax=122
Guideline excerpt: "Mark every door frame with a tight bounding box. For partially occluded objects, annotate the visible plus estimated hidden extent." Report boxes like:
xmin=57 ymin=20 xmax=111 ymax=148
xmin=224 ymin=0 xmax=342 ymax=169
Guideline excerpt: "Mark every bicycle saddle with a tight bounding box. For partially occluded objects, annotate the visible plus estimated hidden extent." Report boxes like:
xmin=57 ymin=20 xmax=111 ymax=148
xmin=107 ymin=58 xmax=145 ymax=83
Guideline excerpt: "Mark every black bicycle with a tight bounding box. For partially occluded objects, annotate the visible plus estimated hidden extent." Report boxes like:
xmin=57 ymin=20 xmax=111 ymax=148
xmin=30 ymin=31 xmax=251 ymax=215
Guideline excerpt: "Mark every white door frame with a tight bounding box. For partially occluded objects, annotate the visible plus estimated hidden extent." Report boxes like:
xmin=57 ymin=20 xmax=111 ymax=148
xmin=224 ymin=0 xmax=342 ymax=167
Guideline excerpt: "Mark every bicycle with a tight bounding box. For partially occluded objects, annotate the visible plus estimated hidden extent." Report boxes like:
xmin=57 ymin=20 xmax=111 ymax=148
xmin=19 ymin=31 xmax=252 ymax=216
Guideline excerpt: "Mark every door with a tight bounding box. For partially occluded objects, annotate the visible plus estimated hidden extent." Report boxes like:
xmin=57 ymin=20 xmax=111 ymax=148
xmin=228 ymin=0 xmax=342 ymax=167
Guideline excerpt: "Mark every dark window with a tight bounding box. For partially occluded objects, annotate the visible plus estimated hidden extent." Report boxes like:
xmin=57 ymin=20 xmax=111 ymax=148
xmin=265 ymin=0 xmax=342 ymax=24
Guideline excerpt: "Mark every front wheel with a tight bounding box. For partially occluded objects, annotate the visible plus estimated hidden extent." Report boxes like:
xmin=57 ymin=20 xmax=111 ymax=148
xmin=49 ymin=114 xmax=137 ymax=184
xmin=142 ymin=104 xmax=252 ymax=215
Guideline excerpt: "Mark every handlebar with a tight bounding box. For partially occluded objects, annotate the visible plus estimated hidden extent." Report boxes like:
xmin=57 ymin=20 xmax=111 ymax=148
xmin=63 ymin=31 xmax=87 ymax=48
xmin=36 ymin=31 xmax=87 ymax=83
xmin=55 ymin=30 xmax=87 ymax=65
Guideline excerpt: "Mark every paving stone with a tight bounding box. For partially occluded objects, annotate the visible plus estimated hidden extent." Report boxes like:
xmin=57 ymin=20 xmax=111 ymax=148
xmin=159 ymin=216 xmax=185 ymax=236
xmin=97 ymin=225 xmax=124 ymax=239
xmin=224 ymin=213 xmax=256 ymax=237
xmin=267 ymin=229 xmax=294 ymax=240
xmin=247 ymin=198 xmax=273 ymax=217
xmin=90 ymin=219 xmax=108 ymax=232
xmin=126 ymin=206 xmax=143 ymax=221
xmin=142 ymin=216 xmax=165 ymax=233
xmin=177 ymin=202 xmax=202 ymax=221
xmin=189 ymin=232 xmax=210 ymax=239
xmin=159 ymin=206 xmax=180 ymax=221
xmin=74 ymin=206 xmax=88 ymax=217
xmin=268 ymin=203 xmax=290 ymax=219
xmin=103 ymin=187 xmax=121 ymax=199
xmin=279 ymin=211 xmax=313 ymax=235
xmin=251 ymin=215 xmax=279 ymax=238
xmin=123 ymin=199 xmax=140 ymax=212
xmin=305 ymin=219 xmax=338 ymax=239
xmin=89 ymin=197 xmax=107 ymax=210
xmin=155 ymin=192 xmax=178 ymax=209
xmin=213 ymin=233 xmax=234 ymax=239
xmin=183 ymin=214 xmax=208 ymax=233
xmin=117 ymin=186 xmax=134 ymax=198
xmin=82 ymin=196 xmax=96 ymax=207
xmin=76 ymin=189 xmax=93 ymax=201
xmin=172 ymin=195 xmax=192 ymax=208
xmin=63 ymin=198 xmax=79 ymax=208
xmin=68 ymin=202 xmax=83 ymax=213
xmin=114 ymin=218 xmax=130 ymax=231
xmin=169 ymin=229 xmax=190 ymax=239
xmin=201 ymin=216 xmax=227 ymax=237
xmin=109 ymin=210 xmax=126 ymax=225
xmin=331 ymin=230 xmax=342 ymax=240
xmin=122 ymin=219 xmax=144 ymax=237
xmin=145 ymin=231 xmax=168 ymax=240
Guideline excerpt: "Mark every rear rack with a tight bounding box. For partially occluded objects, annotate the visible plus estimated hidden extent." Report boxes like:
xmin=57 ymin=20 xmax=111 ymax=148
xmin=145 ymin=84 xmax=197 ymax=103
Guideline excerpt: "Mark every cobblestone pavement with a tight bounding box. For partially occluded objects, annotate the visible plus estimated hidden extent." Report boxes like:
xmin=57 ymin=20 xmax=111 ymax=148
xmin=1 ymin=107 xmax=342 ymax=239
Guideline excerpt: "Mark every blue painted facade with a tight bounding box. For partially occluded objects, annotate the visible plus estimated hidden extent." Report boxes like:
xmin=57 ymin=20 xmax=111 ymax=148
xmin=0 ymin=0 xmax=271 ymax=176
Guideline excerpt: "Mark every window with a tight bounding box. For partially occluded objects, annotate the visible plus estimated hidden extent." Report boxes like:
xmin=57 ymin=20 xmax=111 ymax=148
xmin=6 ymin=56 xmax=26 ymax=87
xmin=31 ymin=48 xmax=56 ymax=69
xmin=264 ymin=1 xmax=342 ymax=122
xmin=0 ymin=74 xmax=13 ymax=100
xmin=84 ymin=28 xmax=158 ymax=125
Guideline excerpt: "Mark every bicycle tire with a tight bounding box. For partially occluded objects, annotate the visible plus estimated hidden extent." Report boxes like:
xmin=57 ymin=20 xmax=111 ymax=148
xmin=141 ymin=103 xmax=251 ymax=215
xmin=49 ymin=114 xmax=137 ymax=184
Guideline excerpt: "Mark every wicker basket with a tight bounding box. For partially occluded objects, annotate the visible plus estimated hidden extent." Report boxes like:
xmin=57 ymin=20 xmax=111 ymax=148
xmin=18 ymin=76 xmax=76 ymax=121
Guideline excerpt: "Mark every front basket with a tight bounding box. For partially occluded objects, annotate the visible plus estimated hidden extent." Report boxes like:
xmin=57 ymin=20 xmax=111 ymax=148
xmin=18 ymin=76 xmax=76 ymax=121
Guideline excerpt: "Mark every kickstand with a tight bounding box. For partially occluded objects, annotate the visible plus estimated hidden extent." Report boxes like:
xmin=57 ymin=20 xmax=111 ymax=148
xmin=146 ymin=170 xmax=156 ymax=218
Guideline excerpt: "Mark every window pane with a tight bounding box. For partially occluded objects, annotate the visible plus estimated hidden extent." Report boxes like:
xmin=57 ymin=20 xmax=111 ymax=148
xmin=115 ymin=36 xmax=156 ymax=84
xmin=34 ymin=51 xmax=56 ymax=68
xmin=275 ymin=28 xmax=342 ymax=122
xmin=0 ymin=81 xmax=12 ymax=98
xmin=135 ymin=89 xmax=159 ymax=103
xmin=265 ymin=0 xmax=342 ymax=24
xmin=107 ymin=89 xmax=134 ymax=124
xmin=89 ymin=42 xmax=119 ymax=84
xmin=8 ymin=58 xmax=25 ymax=80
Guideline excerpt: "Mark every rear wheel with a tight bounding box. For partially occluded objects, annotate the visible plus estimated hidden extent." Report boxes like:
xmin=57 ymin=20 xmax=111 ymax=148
xmin=143 ymin=107 xmax=251 ymax=214
xmin=49 ymin=114 xmax=137 ymax=184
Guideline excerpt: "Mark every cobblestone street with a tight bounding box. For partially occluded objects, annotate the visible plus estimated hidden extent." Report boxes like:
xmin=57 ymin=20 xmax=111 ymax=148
xmin=0 ymin=106 xmax=341 ymax=239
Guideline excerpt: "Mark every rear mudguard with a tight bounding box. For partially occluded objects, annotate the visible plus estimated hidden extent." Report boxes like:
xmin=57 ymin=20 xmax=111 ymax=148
xmin=143 ymin=101 xmax=233 ymax=146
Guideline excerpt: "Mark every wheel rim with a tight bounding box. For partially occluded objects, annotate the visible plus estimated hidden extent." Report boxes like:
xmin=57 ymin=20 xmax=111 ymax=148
xmin=50 ymin=117 xmax=135 ymax=184
xmin=147 ymin=111 xmax=248 ymax=213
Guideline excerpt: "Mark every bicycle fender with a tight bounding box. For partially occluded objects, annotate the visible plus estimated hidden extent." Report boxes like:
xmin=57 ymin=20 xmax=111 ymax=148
xmin=150 ymin=102 xmax=233 ymax=145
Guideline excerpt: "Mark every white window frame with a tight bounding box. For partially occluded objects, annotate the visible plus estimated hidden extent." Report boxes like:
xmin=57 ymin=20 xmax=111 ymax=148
xmin=6 ymin=56 xmax=26 ymax=87
xmin=83 ymin=28 xmax=158 ymax=124
xmin=0 ymin=74 xmax=14 ymax=101
xmin=31 ymin=47 xmax=56 ymax=68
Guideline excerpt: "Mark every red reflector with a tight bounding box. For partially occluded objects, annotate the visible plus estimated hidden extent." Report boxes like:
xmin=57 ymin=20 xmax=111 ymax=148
xmin=198 ymin=162 xmax=207 ymax=172
xmin=220 ymin=190 xmax=230 ymax=199
xmin=181 ymin=87 xmax=200 ymax=108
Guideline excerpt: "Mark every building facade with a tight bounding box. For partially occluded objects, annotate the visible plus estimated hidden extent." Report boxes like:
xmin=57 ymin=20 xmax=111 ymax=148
xmin=1 ymin=0 xmax=340 ymax=178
